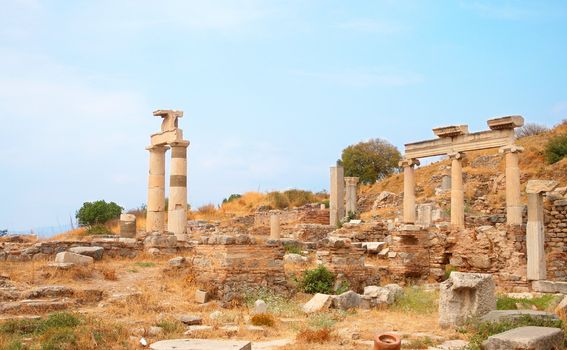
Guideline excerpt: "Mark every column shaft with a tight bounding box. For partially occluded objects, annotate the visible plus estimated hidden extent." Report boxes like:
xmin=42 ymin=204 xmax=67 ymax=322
xmin=503 ymin=147 xmax=523 ymax=225
xmin=345 ymin=177 xmax=359 ymax=215
xmin=330 ymin=166 xmax=345 ymax=226
xmin=168 ymin=142 xmax=189 ymax=236
xmin=146 ymin=145 xmax=168 ymax=232
xmin=270 ymin=214 xmax=281 ymax=239
xmin=400 ymin=158 xmax=419 ymax=224
xmin=449 ymin=153 xmax=464 ymax=229
xmin=527 ymin=193 xmax=546 ymax=280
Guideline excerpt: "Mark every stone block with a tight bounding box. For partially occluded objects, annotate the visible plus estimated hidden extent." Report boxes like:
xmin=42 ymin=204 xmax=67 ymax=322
xmin=168 ymin=257 xmax=186 ymax=267
xmin=526 ymin=180 xmax=559 ymax=194
xmin=54 ymin=252 xmax=93 ymax=265
xmin=253 ymin=299 xmax=268 ymax=314
xmin=481 ymin=310 xmax=558 ymax=323
xmin=482 ymin=326 xmax=563 ymax=350
xmin=68 ymin=246 xmax=104 ymax=261
xmin=195 ymin=290 xmax=208 ymax=304
xmin=303 ymin=293 xmax=333 ymax=313
xmin=150 ymin=339 xmax=251 ymax=350
xmin=439 ymin=272 xmax=496 ymax=327
xmin=332 ymin=290 xmax=361 ymax=310
xmin=178 ymin=315 xmax=202 ymax=326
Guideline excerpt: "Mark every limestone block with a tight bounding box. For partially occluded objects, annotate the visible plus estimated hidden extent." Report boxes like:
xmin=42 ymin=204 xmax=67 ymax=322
xmin=178 ymin=315 xmax=202 ymax=326
xmin=54 ymin=252 xmax=93 ymax=265
xmin=526 ymin=180 xmax=559 ymax=194
xmin=481 ymin=310 xmax=558 ymax=323
xmin=482 ymin=326 xmax=563 ymax=350
xmin=168 ymin=256 xmax=186 ymax=267
xmin=384 ymin=284 xmax=404 ymax=301
xmin=303 ymin=293 xmax=333 ymax=313
xmin=439 ymin=272 xmax=496 ymax=327
xmin=253 ymin=299 xmax=268 ymax=314
xmin=283 ymin=253 xmax=308 ymax=264
xmin=195 ymin=290 xmax=208 ymax=304
xmin=363 ymin=286 xmax=394 ymax=305
xmin=332 ymin=290 xmax=361 ymax=310
xmin=361 ymin=242 xmax=386 ymax=253
xmin=150 ymin=339 xmax=251 ymax=350
xmin=68 ymin=246 xmax=104 ymax=261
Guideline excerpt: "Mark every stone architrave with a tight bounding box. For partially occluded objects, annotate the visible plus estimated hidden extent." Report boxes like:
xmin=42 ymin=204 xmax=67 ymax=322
xmin=146 ymin=145 xmax=168 ymax=232
xmin=270 ymin=213 xmax=281 ymax=239
xmin=526 ymin=180 xmax=559 ymax=281
xmin=448 ymin=152 xmax=465 ymax=229
xmin=330 ymin=165 xmax=345 ymax=226
xmin=399 ymin=158 xmax=420 ymax=224
xmin=168 ymin=140 xmax=190 ymax=238
xmin=499 ymin=145 xmax=524 ymax=226
xmin=344 ymin=177 xmax=359 ymax=215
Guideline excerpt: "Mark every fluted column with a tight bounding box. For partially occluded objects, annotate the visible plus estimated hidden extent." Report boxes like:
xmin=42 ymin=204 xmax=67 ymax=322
xmin=345 ymin=177 xmax=359 ymax=215
xmin=499 ymin=145 xmax=524 ymax=226
xmin=330 ymin=165 xmax=345 ymax=226
xmin=448 ymin=152 xmax=465 ymax=229
xmin=146 ymin=145 xmax=168 ymax=233
xmin=399 ymin=158 xmax=420 ymax=224
xmin=168 ymin=141 xmax=190 ymax=237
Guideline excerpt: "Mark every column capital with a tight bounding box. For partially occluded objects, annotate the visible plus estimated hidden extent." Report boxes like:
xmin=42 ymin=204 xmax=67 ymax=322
xmin=447 ymin=152 xmax=464 ymax=160
xmin=499 ymin=144 xmax=524 ymax=154
xmin=399 ymin=158 xmax=420 ymax=167
xmin=345 ymin=177 xmax=359 ymax=186
xmin=146 ymin=144 xmax=169 ymax=152
xmin=169 ymin=140 xmax=190 ymax=148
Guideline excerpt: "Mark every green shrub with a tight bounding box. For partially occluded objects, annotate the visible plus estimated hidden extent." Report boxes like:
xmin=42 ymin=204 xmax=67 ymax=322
xmin=222 ymin=194 xmax=242 ymax=204
xmin=39 ymin=328 xmax=77 ymax=350
xmin=134 ymin=262 xmax=156 ymax=268
xmin=155 ymin=320 xmax=184 ymax=335
xmin=85 ymin=224 xmax=112 ymax=235
xmin=267 ymin=192 xmax=290 ymax=209
xmin=283 ymin=242 xmax=303 ymax=255
xmin=465 ymin=315 xmax=564 ymax=350
xmin=496 ymin=294 xmax=558 ymax=311
xmin=283 ymin=189 xmax=316 ymax=207
xmin=320 ymin=199 xmax=330 ymax=208
xmin=299 ymin=266 xmax=335 ymax=294
xmin=545 ymin=133 xmax=567 ymax=164
xmin=76 ymin=200 xmax=123 ymax=226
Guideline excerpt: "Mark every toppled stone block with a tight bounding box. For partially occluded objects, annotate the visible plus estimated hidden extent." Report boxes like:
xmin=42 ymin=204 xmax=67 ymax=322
xmin=533 ymin=280 xmax=567 ymax=294
xmin=303 ymin=293 xmax=333 ymax=313
xmin=384 ymin=284 xmax=404 ymax=301
xmin=178 ymin=315 xmax=202 ymax=326
xmin=150 ymin=339 xmax=251 ymax=350
xmin=68 ymin=246 xmax=104 ymax=261
xmin=283 ymin=253 xmax=308 ymax=264
xmin=482 ymin=326 xmax=563 ymax=350
xmin=144 ymin=234 xmax=177 ymax=248
xmin=333 ymin=290 xmax=361 ymax=310
xmin=439 ymin=272 xmax=496 ymax=327
xmin=195 ymin=290 xmax=208 ymax=304
xmin=253 ymin=299 xmax=267 ymax=314
xmin=54 ymin=252 xmax=94 ymax=265
xmin=168 ymin=256 xmax=186 ymax=267
xmin=481 ymin=310 xmax=559 ymax=323
xmin=361 ymin=242 xmax=386 ymax=253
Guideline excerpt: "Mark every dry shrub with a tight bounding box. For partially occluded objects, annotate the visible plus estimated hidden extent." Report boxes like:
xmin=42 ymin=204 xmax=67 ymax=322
xmin=99 ymin=267 xmax=117 ymax=281
xmin=44 ymin=265 xmax=94 ymax=282
xmin=296 ymin=328 xmax=333 ymax=343
xmin=251 ymin=313 xmax=275 ymax=327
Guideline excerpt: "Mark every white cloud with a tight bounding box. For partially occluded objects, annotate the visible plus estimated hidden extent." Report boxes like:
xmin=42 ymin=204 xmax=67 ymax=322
xmin=292 ymin=67 xmax=423 ymax=88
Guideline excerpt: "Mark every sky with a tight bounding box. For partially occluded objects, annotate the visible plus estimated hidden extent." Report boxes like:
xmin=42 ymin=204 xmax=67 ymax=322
xmin=1 ymin=0 xmax=566 ymax=234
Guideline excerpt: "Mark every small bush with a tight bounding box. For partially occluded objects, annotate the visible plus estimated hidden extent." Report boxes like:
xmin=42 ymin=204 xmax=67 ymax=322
xmin=299 ymin=266 xmax=335 ymax=294
xmin=155 ymin=320 xmax=184 ymax=335
xmin=283 ymin=243 xmax=303 ymax=255
xmin=267 ymin=192 xmax=290 ymax=209
xmin=85 ymin=224 xmax=112 ymax=236
xmin=516 ymin=123 xmax=549 ymax=138
xmin=296 ymin=328 xmax=333 ymax=343
xmin=39 ymin=328 xmax=77 ymax=350
xmin=320 ymin=199 xmax=329 ymax=208
xmin=283 ymin=189 xmax=316 ymax=207
xmin=100 ymin=267 xmax=117 ymax=281
xmin=251 ymin=313 xmax=275 ymax=327
xmin=222 ymin=194 xmax=242 ymax=204
xmin=545 ymin=133 xmax=567 ymax=164
xmin=465 ymin=315 xmax=564 ymax=350
xmin=76 ymin=200 xmax=123 ymax=227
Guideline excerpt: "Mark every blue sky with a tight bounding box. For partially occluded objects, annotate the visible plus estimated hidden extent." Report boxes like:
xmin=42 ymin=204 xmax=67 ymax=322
xmin=1 ymin=0 xmax=566 ymax=233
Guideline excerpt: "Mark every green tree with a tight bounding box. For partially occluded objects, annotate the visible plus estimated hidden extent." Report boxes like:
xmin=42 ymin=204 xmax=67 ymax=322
xmin=545 ymin=133 xmax=567 ymax=164
xmin=75 ymin=200 xmax=123 ymax=227
xmin=341 ymin=138 xmax=401 ymax=184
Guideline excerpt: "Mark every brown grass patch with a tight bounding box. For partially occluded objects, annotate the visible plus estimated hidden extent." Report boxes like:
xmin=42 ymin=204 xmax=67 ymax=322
xmin=296 ymin=328 xmax=334 ymax=344
xmin=251 ymin=313 xmax=275 ymax=327
xmin=99 ymin=266 xmax=117 ymax=281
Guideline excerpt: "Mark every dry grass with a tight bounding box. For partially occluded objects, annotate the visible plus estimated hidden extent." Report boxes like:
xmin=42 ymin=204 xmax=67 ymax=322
xmin=296 ymin=328 xmax=334 ymax=343
xmin=100 ymin=266 xmax=117 ymax=281
xmin=251 ymin=313 xmax=276 ymax=327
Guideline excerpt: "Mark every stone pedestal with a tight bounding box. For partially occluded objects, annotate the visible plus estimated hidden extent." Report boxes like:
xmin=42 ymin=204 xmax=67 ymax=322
xmin=345 ymin=177 xmax=359 ymax=215
xmin=400 ymin=158 xmax=420 ymax=224
xmin=448 ymin=152 xmax=464 ymax=229
xmin=168 ymin=141 xmax=190 ymax=238
xmin=330 ymin=165 xmax=345 ymax=226
xmin=146 ymin=145 xmax=168 ymax=232
xmin=526 ymin=180 xmax=559 ymax=281
xmin=500 ymin=145 xmax=524 ymax=226
xmin=270 ymin=214 xmax=280 ymax=239
xmin=119 ymin=214 xmax=136 ymax=238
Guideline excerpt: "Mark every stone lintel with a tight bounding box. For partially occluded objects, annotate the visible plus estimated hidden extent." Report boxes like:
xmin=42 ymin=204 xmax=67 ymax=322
xmin=433 ymin=125 xmax=469 ymax=138
xmin=499 ymin=144 xmax=524 ymax=154
xmin=399 ymin=158 xmax=420 ymax=167
xmin=151 ymin=129 xmax=184 ymax=146
xmin=344 ymin=177 xmax=359 ymax=186
xmin=526 ymin=180 xmax=559 ymax=194
xmin=487 ymin=115 xmax=524 ymax=130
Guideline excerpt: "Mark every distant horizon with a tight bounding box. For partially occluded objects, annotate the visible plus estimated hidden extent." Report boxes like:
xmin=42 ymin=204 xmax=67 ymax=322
xmin=1 ymin=1 xmax=566 ymax=231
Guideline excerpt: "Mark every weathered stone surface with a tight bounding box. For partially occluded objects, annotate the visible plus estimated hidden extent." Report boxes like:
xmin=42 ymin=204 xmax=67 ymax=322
xmin=54 ymin=252 xmax=94 ymax=265
xmin=533 ymin=280 xmax=567 ymax=294
xmin=303 ymin=293 xmax=333 ymax=313
xmin=150 ymin=339 xmax=251 ymax=350
xmin=363 ymin=286 xmax=394 ymax=305
xmin=178 ymin=315 xmax=202 ymax=326
xmin=68 ymin=246 xmax=104 ymax=260
xmin=168 ymin=256 xmax=186 ymax=267
xmin=526 ymin=180 xmax=559 ymax=194
xmin=384 ymin=284 xmax=404 ymax=301
xmin=253 ymin=300 xmax=267 ymax=314
xmin=333 ymin=291 xmax=361 ymax=310
xmin=361 ymin=242 xmax=386 ymax=253
xmin=439 ymin=272 xmax=496 ymax=327
xmin=195 ymin=290 xmax=208 ymax=304
xmin=483 ymin=326 xmax=563 ymax=350
xmin=283 ymin=253 xmax=307 ymax=264
xmin=25 ymin=286 xmax=74 ymax=299
xmin=481 ymin=310 xmax=559 ymax=323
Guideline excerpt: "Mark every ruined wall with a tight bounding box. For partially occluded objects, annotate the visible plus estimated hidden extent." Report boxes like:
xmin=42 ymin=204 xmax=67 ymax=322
xmin=253 ymin=206 xmax=329 ymax=227
xmin=191 ymin=238 xmax=288 ymax=302
xmin=331 ymin=222 xmax=388 ymax=242
xmin=388 ymin=226 xmax=431 ymax=281
xmin=295 ymin=224 xmax=335 ymax=241
xmin=545 ymin=199 xmax=567 ymax=281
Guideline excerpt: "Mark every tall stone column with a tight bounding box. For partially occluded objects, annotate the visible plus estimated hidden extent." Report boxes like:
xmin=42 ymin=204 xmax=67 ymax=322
xmin=146 ymin=145 xmax=168 ymax=233
xmin=330 ymin=165 xmax=345 ymax=226
xmin=525 ymin=180 xmax=558 ymax=281
xmin=168 ymin=141 xmax=190 ymax=237
xmin=448 ymin=152 xmax=465 ymax=229
xmin=344 ymin=177 xmax=359 ymax=216
xmin=399 ymin=158 xmax=420 ymax=224
xmin=270 ymin=213 xmax=281 ymax=239
xmin=499 ymin=145 xmax=524 ymax=226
